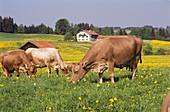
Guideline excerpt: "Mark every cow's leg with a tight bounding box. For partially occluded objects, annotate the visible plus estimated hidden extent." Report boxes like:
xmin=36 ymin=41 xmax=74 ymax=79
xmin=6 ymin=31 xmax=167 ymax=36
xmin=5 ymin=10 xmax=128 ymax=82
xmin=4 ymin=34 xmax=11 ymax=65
xmin=132 ymin=61 xmax=137 ymax=80
xmin=108 ymin=62 xmax=115 ymax=83
xmin=2 ymin=65 xmax=8 ymax=77
xmin=55 ymin=69 xmax=59 ymax=77
xmin=47 ymin=64 xmax=51 ymax=77
xmin=99 ymin=73 xmax=103 ymax=84
xmin=15 ymin=67 xmax=20 ymax=77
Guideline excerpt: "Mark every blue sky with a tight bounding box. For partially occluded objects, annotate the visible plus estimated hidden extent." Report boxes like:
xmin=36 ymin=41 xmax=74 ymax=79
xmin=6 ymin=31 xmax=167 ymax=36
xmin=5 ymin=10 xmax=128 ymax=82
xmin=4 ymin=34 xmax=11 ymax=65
xmin=0 ymin=0 xmax=170 ymax=29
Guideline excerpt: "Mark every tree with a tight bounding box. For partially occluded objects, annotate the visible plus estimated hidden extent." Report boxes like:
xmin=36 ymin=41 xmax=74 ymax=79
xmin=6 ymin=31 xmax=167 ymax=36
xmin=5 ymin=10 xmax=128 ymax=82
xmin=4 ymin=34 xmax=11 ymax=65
xmin=150 ymin=28 xmax=156 ymax=39
xmin=73 ymin=24 xmax=80 ymax=36
xmin=93 ymin=26 xmax=100 ymax=34
xmin=90 ymin=24 xmax=94 ymax=31
xmin=18 ymin=24 xmax=24 ymax=33
xmin=130 ymin=28 xmax=139 ymax=37
xmin=55 ymin=18 xmax=70 ymax=35
xmin=0 ymin=16 xmax=2 ymax=32
xmin=101 ymin=26 xmax=112 ymax=35
xmin=2 ymin=17 xmax=14 ymax=33
xmin=110 ymin=27 xmax=114 ymax=35
xmin=123 ymin=30 xmax=127 ymax=35
xmin=40 ymin=23 xmax=47 ymax=34
xmin=64 ymin=32 xmax=73 ymax=41
xmin=119 ymin=29 xmax=123 ymax=35
xmin=165 ymin=29 xmax=170 ymax=38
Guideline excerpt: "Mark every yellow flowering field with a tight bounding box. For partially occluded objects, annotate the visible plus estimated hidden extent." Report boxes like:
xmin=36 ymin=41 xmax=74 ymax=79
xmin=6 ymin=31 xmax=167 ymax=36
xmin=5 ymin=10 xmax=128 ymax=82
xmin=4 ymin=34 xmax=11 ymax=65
xmin=146 ymin=40 xmax=170 ymax=50
xmin=0 ymin=33 xmax=169 ymax=111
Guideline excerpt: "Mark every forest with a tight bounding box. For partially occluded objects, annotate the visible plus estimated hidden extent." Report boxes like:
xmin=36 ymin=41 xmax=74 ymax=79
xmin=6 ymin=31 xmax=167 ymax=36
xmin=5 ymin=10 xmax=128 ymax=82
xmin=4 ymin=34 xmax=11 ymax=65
xmin=0 ymin=16 xmax=170 ymax=40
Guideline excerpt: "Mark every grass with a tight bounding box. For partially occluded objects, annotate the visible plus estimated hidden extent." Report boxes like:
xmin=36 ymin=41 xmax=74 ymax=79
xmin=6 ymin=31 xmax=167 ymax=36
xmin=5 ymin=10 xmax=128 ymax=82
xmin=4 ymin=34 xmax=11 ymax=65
xmin=0 ymin=32 xmax=170 ymax=111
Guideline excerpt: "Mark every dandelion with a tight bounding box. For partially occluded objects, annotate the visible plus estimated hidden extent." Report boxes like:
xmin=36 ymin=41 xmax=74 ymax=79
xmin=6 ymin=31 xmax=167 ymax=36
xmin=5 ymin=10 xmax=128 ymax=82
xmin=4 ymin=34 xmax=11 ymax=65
xmin=167 ymin=87 xmax=170 ymax=90
xmin=141 ymin=76 xmax=143 ymax=78
xmin=96 ymin=100 xmax=99 ymax=103
xmin=148 ymin=91 xmax=151 ymax=93
xmin=154 ymin=81 xmax=157 ymax=83
xmin=83 ymin=78 xmax=86 ymax=81
xmin=67 ymin=77 xmax=70 ymax=79
xmin=42 ymin=94 xmax=44 ymax=96
xmin=83 ymin=106 xmax=86 ymax=110
xmin=131 ymin=96 xmax=134 ymax=99
xmin=74 ymin=87 xmax=76 ymax=90
xmin=56 ymin=91 xmax=58 ymax=93
xmin=153 ymin=96 xmax=155 ymax=99
xmin=127 ymin=83 xmax=129 ymax=86
xmin=79 ymin=97 xmax=81 ymax=100
xmin=16 ymin=77 xmax=19 ymax=79
xmin=49 ymin=107 xmax=52 ymax=110
xmin=106 ymin=81 xmax=109 ymax=83
xmin=131 ymin=105 xmax=133 ymax=107
xmin=88 ymin=107 xmax=91 ymax=110
xmin=97 ymin=84 xmax=100 ymax=87
xmin=110 ymin=99 xmax=114 ymax=102
xmin=164 ymin=94 xmax=166 ymax=96
xmin=110 ymin=104 xmax=113 ymax=107
xmin=67 ymin=93 xmax=69 ymax=95
xmin=114 ymin=97 xmax=117 ymax=101
xmin=41 ymin=102 xmax=44 ymax=105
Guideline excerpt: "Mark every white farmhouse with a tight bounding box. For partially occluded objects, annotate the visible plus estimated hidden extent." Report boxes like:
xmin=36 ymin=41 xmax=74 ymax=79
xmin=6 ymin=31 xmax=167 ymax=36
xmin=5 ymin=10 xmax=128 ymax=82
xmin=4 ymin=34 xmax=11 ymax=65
xmin=76 ymin=30 xmax=99 ymax=42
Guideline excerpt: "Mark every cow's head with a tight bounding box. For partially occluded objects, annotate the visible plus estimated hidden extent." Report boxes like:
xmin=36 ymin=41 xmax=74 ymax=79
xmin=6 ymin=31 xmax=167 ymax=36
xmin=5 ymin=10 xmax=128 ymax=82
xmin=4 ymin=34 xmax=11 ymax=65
xmin=26 ymin=65 xmax=37 ymax=77
xmin=70 ymin=61 xmax=89 ymax=83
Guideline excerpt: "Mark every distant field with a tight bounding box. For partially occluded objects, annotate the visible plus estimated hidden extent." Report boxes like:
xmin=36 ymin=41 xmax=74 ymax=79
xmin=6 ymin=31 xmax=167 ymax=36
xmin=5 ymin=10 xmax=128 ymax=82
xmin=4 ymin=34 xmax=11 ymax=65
xmin=0 ymin=33 xmax=169 ymax=111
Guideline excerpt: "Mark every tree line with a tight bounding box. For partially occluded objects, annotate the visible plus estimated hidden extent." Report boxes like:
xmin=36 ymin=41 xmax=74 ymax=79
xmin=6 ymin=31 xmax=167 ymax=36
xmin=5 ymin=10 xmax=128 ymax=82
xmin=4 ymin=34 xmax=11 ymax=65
xmin=0 ymin=16 xmax=169 ymax=40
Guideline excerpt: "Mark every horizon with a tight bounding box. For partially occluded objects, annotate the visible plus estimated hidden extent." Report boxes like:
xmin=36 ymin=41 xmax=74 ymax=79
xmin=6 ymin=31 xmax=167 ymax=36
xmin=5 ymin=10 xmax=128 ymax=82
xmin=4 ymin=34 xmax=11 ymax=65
xmin=0 ymin=0 xmax=170 ymax=29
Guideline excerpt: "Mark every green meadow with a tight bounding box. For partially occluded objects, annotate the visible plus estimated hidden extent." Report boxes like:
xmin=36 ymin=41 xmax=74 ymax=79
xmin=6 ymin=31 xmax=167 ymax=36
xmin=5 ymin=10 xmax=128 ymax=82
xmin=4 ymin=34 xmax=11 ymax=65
xmin=0 ymin=32 xmax=169 ymax=111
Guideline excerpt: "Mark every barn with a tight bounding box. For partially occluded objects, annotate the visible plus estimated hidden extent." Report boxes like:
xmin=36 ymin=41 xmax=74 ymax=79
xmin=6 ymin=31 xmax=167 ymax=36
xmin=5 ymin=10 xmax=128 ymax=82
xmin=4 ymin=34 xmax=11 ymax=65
xmin=19 ymin=41 xmax=59 ymax=51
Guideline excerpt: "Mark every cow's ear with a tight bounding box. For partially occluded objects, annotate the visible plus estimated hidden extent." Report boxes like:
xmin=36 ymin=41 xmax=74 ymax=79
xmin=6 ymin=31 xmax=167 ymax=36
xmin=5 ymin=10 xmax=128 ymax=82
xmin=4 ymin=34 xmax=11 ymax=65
xmin=82 ymin=61 xmax=87 ymax=68
xmin=75 ymin=65 xmax=79 ymax=72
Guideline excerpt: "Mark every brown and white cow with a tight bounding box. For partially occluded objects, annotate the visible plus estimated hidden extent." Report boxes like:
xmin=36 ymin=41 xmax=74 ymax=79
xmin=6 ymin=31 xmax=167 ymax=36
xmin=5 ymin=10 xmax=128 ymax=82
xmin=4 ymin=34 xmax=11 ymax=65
xmin=0 ymin=50 xmax=37 ymax=78
xmin=25 ymin=48 xmax=68 ymax=77
xmin=70 ymin=36 xmax=142 ymax=83
xmin=161 ymin=92 xmax=170 ymax=112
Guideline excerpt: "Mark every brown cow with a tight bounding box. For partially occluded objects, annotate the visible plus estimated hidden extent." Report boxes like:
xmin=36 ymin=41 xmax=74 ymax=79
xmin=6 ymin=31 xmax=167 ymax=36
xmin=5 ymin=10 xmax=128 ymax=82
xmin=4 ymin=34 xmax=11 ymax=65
xmin=0 ymin=50 xmax=37 ymax=78
xmin=26 ymin=48 xmax=69 ymax=77
xmin=70 ymin=36 xmax=142 ymax=83
xmin=161 ymin=92 xmax=170 ymax=112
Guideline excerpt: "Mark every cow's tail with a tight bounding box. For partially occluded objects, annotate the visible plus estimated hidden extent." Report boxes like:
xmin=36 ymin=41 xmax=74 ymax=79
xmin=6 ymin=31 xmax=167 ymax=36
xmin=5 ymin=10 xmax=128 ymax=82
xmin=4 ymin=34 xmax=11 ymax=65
xmin=139 ymin=52 xmax=142 ymax=63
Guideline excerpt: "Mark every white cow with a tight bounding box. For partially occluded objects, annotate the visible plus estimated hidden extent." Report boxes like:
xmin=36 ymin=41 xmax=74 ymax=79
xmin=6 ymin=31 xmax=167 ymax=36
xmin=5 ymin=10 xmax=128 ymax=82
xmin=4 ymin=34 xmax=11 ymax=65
xmin=26 ymin=48 xmax=68 ymax=77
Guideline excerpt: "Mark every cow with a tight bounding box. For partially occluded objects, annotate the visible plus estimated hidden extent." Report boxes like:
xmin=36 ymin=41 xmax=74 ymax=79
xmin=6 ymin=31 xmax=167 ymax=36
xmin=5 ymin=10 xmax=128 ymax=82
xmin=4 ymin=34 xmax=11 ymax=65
xmin=70 ymin=36 xmax=142 ymax=83
xmin=64 ymin=62 xmax=76 ymax=73
xmin=161 ymin=92 xmax=170 ymax=112
xmin=25 ymin=48 xmax=69 ymax=77
xmin=0 ymin=50 xmax=37 ymax=78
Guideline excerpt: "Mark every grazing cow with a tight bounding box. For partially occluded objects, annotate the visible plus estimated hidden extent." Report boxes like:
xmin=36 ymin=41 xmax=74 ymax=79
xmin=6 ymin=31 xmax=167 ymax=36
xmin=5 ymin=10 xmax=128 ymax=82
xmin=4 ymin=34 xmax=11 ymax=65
xmin=64 ymin=62 xmax=76 ymax=72
xmin=161 ymin=92 xmax=170 ymax=112
xmin=25 ymin=48 xmax=68 ymax=77
xmin=0 ymin=50 xmax=37 ymax=78
xmin=70 ymin=36 xmax=142 ymax=83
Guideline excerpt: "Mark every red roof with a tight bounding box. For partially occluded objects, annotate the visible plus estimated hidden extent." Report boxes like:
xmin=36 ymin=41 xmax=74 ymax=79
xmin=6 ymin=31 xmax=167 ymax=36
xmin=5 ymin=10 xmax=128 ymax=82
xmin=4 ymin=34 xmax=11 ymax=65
xmin=82 ymin=30 xmax=99 ymax=35
xmin=97 ymin=35 xmax=130 ymax=39
xmin=19 ymin=41 xmax=59 ymax=49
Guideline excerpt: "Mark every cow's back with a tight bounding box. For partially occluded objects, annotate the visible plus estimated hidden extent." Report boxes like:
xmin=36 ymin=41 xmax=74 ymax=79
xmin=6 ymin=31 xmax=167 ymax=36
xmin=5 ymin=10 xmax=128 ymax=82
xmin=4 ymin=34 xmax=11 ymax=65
xmin=26 ymin=48 xmax=62 ymax=67
xmin=81 ymin=37 xmax=137 ymax=68
xmin=1 ymin=50 xmax=28 ymax=72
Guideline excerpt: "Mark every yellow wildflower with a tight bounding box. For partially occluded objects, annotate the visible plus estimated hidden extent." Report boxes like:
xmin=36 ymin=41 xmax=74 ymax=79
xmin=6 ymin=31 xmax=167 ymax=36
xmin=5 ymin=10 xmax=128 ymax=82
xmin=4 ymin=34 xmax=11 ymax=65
xmin=110 ymin=99 xmax=114 ymax=102
xmin=79 ymin=97 xmax=81 ymax=100
xmin=88 ymin=107 xmax=91 ymax=110
xmin=114 ymin=97 xmax=117 ymax=101
xmin=96 ymin=100 xmax=99 ymax=103
xmin=97 ymin=84 xmax=100 ymax=87
xmin=148 ymin=91 xmax=151 ymax=93
xmin=110 ymin=104 xmax=113 ymax=107
xmin=83 ymin=106 xmax=86 ymax=109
